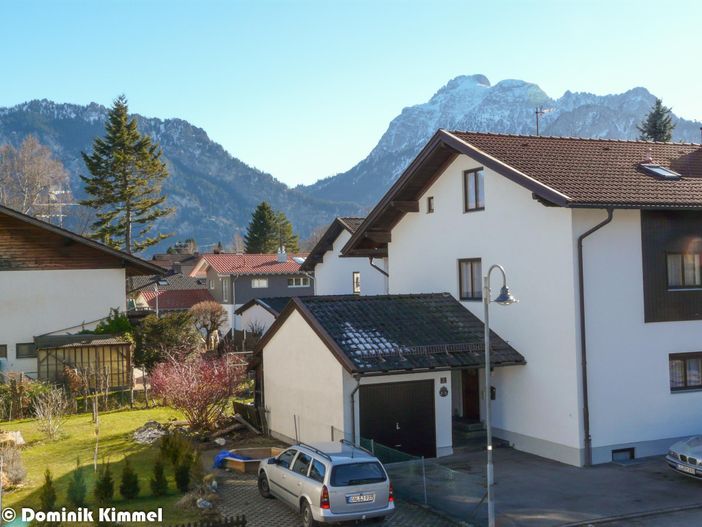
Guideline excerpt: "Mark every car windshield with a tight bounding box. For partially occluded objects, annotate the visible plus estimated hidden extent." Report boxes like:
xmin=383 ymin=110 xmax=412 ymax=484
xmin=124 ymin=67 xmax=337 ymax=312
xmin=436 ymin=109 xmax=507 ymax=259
xmin=330 ymin=462 xmax=386 ymax=487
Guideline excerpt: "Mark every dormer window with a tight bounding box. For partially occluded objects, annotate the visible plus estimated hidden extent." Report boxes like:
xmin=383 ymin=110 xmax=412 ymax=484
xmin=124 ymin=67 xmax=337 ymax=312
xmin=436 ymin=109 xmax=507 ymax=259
xmin=641 ymin=164 xmax=681 ymax=180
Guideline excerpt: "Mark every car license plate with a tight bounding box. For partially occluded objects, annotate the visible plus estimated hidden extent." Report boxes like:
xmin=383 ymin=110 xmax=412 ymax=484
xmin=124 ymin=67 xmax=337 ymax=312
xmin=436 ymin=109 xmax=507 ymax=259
xmin=346 ymin=493 xmax=375 ymax=504
xmin=678 ymin=464 xmax=696 ymax=475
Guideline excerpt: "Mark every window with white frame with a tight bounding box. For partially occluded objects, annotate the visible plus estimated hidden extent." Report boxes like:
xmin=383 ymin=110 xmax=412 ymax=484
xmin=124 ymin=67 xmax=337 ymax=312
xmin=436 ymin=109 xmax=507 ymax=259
xmin=251 ymin=278 xmax=269 ymax=288
xmin=458 ymin=258 xmax=482 ymax=301
xmin=222 ymin=277 xmax=229 ymax=302
xmin=209 ymin=279 xmax=215 ymax=290
xmin=670 ymin=353 xmax=702 ymax=391
xmin=288 ymin=276 xmax=310 ymax=288
xmin=352 ymin=272 xmax=361 ymax=294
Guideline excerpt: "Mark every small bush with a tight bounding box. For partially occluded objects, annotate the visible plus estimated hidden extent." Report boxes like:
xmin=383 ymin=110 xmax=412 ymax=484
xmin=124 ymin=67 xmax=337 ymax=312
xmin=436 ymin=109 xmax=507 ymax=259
xmin=34 ymin=387 xmax=70 ymax=440
xmin=150 ymin=459 xmax=168 ymax=496
xmin=174 ymin=460 xmax=191 ymax=493
xmin=94 ymin=463 xmax=114 ymax=504
xmin=67 ymin=458 xmax=87 ymax=507
xmin=119 ymin=460 xmax=140 ymax=500
xmin=39 ymin=468 xmax=57 ymax=511
xmin=0 ymin=445 xmax=26 ymax=487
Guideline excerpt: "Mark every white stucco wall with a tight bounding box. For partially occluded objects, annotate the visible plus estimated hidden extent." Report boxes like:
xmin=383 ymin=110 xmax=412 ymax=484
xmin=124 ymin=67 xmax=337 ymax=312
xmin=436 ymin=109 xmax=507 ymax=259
xmin=343 ymin=370 xmax=454 ymax=457
xmin=575 ymin=209 xmax=702 ymax=462
xmin=240 ymin=304 xmax=276 ymax=334
xmin=388 ymin=155 xmax=584 ymax=465
xmin=263 ymin=309 xmax=346 ymax=443
xmin=315 ymin=230 xmax=388 ymax=296
xmin=0 ymin=268 xmax=126 ymax=375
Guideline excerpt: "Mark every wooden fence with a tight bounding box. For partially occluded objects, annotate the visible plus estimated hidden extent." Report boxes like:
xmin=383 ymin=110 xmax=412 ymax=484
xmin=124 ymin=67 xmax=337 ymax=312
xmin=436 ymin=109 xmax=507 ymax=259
xmin=166 ymin=515 xmax=246 ymax=527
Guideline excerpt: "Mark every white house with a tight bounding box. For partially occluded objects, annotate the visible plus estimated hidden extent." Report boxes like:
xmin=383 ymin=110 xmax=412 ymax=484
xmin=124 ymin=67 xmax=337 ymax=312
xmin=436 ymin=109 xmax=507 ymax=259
xmin=234 ymin=297 xmax=292 ymax=334
xmin=300 ymin=217 xmax=388 ymax=296
xmin=0 ymin=204 xmax=162 ymax=375
xmin=256 ymin=294 xmax=524 ymax=458
xmin=339 ymin=130 xmax=702 ymax=466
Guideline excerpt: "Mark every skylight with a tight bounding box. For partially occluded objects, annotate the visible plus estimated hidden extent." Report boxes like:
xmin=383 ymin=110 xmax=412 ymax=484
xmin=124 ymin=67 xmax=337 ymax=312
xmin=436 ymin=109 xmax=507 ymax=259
xmin=640 ymin=163 xmax=682 ymax=180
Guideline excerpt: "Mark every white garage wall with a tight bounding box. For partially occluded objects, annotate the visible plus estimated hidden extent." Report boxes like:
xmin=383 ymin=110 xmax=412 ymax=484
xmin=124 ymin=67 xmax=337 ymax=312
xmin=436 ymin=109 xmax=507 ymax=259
xmin=387 ymin=154 xmax=584 ymax=465
xmin=240 ymin=304 xmax=276 ymax=334
xmin=315 ymin=229 xmax=388 ymax=296
xmin=0 ymin=268 xmax=126 ymax=375
xmin=575 ymin=209 xmax=702 ymax=462
xmin=263 ymin=309 xmax=346 ymax=444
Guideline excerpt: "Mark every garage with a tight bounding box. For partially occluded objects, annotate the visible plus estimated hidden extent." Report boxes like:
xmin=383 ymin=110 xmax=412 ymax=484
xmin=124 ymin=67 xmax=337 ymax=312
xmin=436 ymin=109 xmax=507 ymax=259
xmin=360 ymin=380 xmax=436 ymax=458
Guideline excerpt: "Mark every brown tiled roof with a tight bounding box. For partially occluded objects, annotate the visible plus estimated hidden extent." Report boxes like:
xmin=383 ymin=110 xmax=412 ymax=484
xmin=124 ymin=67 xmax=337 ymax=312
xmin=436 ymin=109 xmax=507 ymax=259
xmin=191 ymin=253 xmax=309 ymax=276
xmin=257 ymin=293 xmax=525 ymax=374
xmin=300 ymin=217 xmax=366 ymax=272
xmin=450 ymin=131 xmax=702 ymax=207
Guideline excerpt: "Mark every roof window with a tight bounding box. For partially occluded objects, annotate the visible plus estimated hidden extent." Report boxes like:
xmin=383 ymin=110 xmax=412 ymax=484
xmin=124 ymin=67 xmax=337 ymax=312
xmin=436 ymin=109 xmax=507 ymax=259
xmin=640 ymin=163 xmax=681 ymax=180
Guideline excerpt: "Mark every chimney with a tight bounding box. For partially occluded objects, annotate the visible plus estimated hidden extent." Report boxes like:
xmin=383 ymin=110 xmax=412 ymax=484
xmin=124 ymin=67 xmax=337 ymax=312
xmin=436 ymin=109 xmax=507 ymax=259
xmin=644 ymin=147 xmax=653 ymax=164
xmin=277 ymin=246 xmax=287 ymax=263
xmin=214 ymin=242 xmax=222 ymax=254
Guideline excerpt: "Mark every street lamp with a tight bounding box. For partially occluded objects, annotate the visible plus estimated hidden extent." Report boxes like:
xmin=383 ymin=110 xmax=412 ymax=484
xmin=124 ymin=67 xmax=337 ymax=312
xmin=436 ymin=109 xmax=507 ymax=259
xmin=483 ymin=264 xmax=518 ymax=527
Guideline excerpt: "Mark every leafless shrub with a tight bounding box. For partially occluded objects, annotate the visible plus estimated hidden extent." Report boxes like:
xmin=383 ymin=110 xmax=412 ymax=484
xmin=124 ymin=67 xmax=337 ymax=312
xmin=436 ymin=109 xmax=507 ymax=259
xmin=0 ymin=445 xmax=26 ymax=487
xmin=34 ymin=387 xmax=70 ymax=440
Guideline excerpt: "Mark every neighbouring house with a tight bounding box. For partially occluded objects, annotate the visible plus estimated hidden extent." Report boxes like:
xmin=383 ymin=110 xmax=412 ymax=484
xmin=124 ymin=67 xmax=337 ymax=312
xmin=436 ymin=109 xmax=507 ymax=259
xmin=338 ymin=129 xmax=702 ymax=466
xmin=190 ymin=250 xmax=313 ymax=331
xmin=150 ymin=252 xmax=201 ymax=275
xmin=129 ymin=272 xmax=213 ymax=313
xmin=0 ymin=204 xmax=162 ymax=376
xmin=300 ymin=217 xmax=388 ymax=295
xmin=235 ymin=297 xmax=292 ymax=334
xmin=255 ymin=294 xmax=524 ymax=457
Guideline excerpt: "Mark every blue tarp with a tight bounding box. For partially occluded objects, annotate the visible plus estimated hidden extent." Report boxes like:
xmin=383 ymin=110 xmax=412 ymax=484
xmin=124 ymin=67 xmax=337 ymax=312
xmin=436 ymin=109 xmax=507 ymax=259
xmin=213 ymin=450 xmax=252 ymax=468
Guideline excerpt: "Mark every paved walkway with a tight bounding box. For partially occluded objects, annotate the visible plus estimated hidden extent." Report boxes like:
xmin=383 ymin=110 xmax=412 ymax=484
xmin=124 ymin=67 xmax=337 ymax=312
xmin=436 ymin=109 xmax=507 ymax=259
xmin=217 ymin=471 xmax=461 ymax=526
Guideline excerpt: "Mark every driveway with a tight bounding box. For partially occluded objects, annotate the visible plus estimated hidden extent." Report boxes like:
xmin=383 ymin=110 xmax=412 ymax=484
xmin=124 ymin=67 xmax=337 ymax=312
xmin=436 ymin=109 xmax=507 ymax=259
xmin=217 ymin=470 xmax=461 ymax=526
xmin=422 ymin=447 xmax=702 ymax=526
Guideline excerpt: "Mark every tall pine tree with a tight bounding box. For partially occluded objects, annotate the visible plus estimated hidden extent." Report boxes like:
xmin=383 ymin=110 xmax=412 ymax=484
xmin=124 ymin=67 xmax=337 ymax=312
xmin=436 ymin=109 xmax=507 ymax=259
xmin=81 ymin=95 xmax=173 ymax=254
xmin=243 ymin=202 xmax=299 ymax=253
xmin=638 ymin=98 xmax=675 ymax=142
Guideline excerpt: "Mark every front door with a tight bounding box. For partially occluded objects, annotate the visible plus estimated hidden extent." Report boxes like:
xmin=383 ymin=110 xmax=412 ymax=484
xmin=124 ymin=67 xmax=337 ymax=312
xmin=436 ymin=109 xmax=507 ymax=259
xmin=461 ymin=369 xmax=480 ymax=421
xmin=359 ymin=380 xmax=436 ymax=458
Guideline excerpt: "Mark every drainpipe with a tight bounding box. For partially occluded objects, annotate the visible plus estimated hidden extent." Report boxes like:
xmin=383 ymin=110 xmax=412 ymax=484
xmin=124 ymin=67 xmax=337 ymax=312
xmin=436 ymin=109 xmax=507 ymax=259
xmin=577 ymin=208 xmax=613 ymax=466
xmin=350 ymin=376 xmax=361 ymax=444
xmin=368 ymin=257 xmax=389 ymax=278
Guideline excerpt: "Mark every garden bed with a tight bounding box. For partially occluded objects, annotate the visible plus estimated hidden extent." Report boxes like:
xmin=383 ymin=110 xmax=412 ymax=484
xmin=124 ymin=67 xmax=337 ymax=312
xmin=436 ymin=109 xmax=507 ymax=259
xmin=223 ymin=447 xmax=283 ymax=474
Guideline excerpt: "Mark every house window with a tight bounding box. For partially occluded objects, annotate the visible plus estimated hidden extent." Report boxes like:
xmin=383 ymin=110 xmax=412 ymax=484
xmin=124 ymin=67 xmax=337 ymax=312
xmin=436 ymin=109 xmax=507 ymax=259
xmin=352 ymin=272 xmax=361 ymax=294
xmin=463 ymin=168 xmax=485 ymax=212
xmin=458 ymin=258 xmax=482 ymax=300
xmin=288 ymin=277 xmax=310 ymax=288
xmin=0 ymin=345 xmax=6 ymax=358
xmin=16 ymin=343 xmax=36 ymax=359
xmin=667 ymin=253 xmax=702 ymax=289
xmin=251 ymin=278 xmax=269 ymax=289
xmin=209 ymin=279 xmax=215 ymax=290
xmin=222 ymin=277 xmax=229 ymax=302
xmin=427 ymin=196 xmax=434 ymax=213
xmin=670 ymin=353 xmax=702 ymax=391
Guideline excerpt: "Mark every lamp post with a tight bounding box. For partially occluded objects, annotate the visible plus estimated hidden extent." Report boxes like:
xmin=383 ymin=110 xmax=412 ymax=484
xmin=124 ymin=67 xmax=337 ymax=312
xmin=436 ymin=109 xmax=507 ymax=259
xmin=483 ymin=264 xmax=518 ymax=527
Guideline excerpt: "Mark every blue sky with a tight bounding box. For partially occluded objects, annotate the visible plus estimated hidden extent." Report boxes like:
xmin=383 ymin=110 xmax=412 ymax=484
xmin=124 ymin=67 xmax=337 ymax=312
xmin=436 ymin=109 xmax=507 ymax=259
xmin=2 ymin=0 xmax=701 ymax=186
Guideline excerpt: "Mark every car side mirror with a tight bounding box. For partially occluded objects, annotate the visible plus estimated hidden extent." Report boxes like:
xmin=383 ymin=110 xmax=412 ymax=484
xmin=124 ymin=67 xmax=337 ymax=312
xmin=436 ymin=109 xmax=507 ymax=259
xmin=267 ymin=458 xmax=278 ymax=465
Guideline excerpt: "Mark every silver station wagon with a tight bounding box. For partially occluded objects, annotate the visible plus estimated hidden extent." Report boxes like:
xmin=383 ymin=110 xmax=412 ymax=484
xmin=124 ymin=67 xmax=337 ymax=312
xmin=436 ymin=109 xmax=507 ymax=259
xmin=257 ymin=440 xmax=395 ymax=526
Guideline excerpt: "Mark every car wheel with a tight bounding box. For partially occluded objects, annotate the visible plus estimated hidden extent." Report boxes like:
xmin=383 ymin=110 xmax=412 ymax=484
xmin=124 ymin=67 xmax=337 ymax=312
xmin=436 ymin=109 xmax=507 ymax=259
xmin=258 ymin=472 xmax=273 ymax=499
xmin=301 ymin=500 xmax=318 ymax=527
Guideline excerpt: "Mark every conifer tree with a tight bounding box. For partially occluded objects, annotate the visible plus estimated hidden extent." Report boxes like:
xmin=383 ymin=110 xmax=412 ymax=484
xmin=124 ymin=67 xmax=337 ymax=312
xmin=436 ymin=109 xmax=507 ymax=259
xmin=150 ymin=458 xmax=168 ymax=496
xmin=244 ymin=201 xmax=299 ymax=253
xmin=119 ymin=460 xmax=140 ymax=500
xmin=81 ymin=95 xmax=173 ymax=254
xmin=638 ymin=98 xmax=675 ymax=142
xmin=39 ymin=468 xmax=57 ymax=511
xmin=67 ymin=458 xmax=87 ymax=507
xmin=93 ymin=463 xmax=114 ymax=504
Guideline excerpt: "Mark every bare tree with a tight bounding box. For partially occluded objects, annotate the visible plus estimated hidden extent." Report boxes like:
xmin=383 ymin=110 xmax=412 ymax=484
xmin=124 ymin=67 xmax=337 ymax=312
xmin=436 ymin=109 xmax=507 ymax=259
xmin=190 ymin=301 xmax=228 ymax=350
xmin=0 ymin=135 xmax=71 ymax=219
xmin=34 ymin=387 xmax=70 ymax=440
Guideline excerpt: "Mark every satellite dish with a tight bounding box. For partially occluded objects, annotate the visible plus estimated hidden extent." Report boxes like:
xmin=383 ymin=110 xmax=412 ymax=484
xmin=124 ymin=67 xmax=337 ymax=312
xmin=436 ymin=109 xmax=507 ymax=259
xmin=292 ymin=257 xmax=306 ymax=264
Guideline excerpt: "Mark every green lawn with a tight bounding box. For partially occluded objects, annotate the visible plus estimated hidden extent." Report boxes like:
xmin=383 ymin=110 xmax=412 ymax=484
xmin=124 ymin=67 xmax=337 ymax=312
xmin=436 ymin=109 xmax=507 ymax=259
xmin=5 ymin=407 xmax=203 ymax=525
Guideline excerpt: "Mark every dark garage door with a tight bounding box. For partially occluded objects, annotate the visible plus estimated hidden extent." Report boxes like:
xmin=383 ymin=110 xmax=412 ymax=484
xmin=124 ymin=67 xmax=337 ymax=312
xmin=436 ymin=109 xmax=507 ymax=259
xmin=359 ymin=380 xmax=436 ymax=458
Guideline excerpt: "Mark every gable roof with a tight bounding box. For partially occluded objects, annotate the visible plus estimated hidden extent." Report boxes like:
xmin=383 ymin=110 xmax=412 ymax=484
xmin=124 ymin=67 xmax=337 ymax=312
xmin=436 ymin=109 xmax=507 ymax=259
xmin=130 ymin=272 xmax=207 ymax=292
xmin=138 ymin=289 xmax=214 ymax=310
xmin=190 ymin=252 xmax=309 ymax=277
xmin=234 ymin=297 xmax=292 ymax=317
xmin=299 ymin=217 xmax=366 ymax=272
xmin=257 ymin=293 xmax=524 ymax=374
xmin=0 ymin=204 xmax=164 ymax=276
xmin=342 ymin=129 xmax=702 ymax=257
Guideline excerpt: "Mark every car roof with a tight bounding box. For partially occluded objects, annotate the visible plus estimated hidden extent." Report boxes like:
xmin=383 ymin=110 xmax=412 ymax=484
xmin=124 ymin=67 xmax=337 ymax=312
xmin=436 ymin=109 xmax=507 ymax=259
xmin=294 ymin=442 xmax=378 ymax=462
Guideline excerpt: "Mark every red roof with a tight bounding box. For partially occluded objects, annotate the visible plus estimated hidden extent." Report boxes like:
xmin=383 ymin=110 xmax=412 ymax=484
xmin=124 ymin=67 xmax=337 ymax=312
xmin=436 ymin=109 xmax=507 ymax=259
xmin=192 ymin=253 xmax=309 ymax=276
xmin=140 ymin=289 xmax=215 ymax=310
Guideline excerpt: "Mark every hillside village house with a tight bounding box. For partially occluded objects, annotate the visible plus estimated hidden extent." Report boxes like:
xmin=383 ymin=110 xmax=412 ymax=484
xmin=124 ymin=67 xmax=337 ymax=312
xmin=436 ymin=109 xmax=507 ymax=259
xmin=129 ymin=272 xmax=213 ymax=313
xmin=189 ymin=250 xmax=313 ymax=331
xmin=258 ymin=129 xmax=702 ymax=466
xmin=0 ymin=204 xmax=162 ymax=375
xmin=300 ymin=217 xmax=388 ymax=296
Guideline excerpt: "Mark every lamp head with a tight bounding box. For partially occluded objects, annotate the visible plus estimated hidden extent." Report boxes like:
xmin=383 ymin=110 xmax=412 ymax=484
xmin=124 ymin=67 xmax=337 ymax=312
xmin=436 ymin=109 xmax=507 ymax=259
xmin=494 ymin=285 xmax=518 ymax=306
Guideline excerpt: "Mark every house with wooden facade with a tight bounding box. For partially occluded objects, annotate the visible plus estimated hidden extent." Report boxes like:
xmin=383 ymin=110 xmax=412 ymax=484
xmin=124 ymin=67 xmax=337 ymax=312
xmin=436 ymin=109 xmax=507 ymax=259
xmin=0 ymin=204 xmax=162 ymax=376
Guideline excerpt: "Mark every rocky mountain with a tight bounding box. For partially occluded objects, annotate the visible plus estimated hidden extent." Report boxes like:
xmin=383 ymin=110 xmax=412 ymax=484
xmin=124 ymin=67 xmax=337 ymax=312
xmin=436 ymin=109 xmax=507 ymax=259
xmin=0 ymin=100 xmax=358 ymax=253
xmin=300 ymin=75 xmax=702 ymax=205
